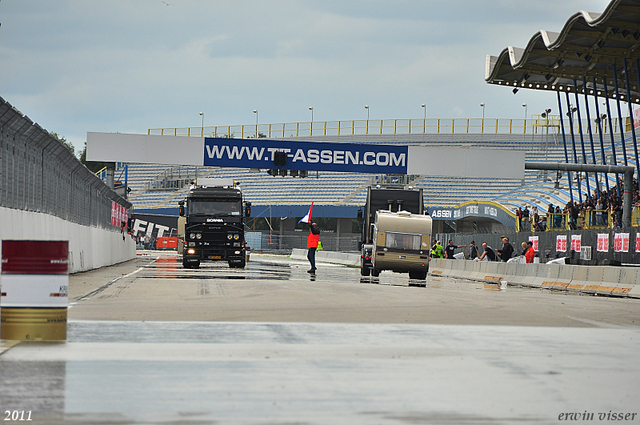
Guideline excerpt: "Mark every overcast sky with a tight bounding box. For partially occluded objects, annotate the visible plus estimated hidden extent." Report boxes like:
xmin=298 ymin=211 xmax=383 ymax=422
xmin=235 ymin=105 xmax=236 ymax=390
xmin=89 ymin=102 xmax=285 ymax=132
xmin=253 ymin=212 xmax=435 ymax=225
xmin=1 ymin=0 xmax=611 ymax=152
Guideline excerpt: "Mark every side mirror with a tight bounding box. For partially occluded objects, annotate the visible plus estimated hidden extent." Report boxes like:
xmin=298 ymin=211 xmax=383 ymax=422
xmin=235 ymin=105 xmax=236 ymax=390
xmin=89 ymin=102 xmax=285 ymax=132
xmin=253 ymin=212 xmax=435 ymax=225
xmin=244 ymin=202 xmax=251 ymax=218
xmin=178 ymin=200 xmax=185 ymax=217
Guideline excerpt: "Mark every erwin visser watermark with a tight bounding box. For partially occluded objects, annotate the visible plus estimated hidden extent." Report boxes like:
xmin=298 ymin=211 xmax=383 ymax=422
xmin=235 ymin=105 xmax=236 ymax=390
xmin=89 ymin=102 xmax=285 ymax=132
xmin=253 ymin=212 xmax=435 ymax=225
xmin=558 ymin=411 xmax=638 ymax=421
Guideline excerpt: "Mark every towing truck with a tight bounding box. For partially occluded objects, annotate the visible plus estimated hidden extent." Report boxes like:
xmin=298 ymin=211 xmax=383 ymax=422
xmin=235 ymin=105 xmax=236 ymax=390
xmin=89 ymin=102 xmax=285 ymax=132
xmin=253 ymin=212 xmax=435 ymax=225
xmin=178 ymin=178 xmax=251 ymax=269
xmin=360 ymin=186 xmax=432 ymax=280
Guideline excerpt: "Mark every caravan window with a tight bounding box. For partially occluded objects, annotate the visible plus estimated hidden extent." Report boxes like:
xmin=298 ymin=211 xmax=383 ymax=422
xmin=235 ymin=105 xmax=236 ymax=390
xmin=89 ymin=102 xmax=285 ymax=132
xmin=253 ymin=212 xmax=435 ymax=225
xmin=385 ymin=232 xmax=421 ymax=250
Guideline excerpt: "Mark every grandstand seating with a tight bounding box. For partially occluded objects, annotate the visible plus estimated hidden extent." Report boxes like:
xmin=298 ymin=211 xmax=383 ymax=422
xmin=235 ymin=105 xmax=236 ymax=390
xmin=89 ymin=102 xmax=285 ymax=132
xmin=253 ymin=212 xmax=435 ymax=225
xmin=119 ymin=132 xmax=638 ymax=215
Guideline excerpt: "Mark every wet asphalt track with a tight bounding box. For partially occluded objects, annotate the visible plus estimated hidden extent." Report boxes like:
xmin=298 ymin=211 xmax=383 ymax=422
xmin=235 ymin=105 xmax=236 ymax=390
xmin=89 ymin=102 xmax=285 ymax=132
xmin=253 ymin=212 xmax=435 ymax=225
xmin=1 ymin=253 xmax=639 ymax=425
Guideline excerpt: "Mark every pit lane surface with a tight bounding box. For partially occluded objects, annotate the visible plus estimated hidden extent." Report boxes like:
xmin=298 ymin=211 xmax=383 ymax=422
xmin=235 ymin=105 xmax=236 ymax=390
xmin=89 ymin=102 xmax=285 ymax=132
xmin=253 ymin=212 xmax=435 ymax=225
xmin=1 ymin=253 xmax=639 ymax=425
xmin=67 ymin=253 xmax=639 ymax=326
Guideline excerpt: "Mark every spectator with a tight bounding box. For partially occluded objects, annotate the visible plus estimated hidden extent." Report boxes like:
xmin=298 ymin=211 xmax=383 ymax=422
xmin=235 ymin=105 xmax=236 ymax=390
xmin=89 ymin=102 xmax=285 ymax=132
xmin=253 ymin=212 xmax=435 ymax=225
xmin=524 ymin=241 xmax=535 ymax=263
xmin=468 ymin=241 xmax=480 ymax=260
xmin=522 ymin=206 xmax=530 ymax=231
xmin=478 ymin=242 xmax=497 ymax=261
xmin=538 ymin=215 xmax=547 ymax=232
xmin=445 ymin=240 xmax=467 ymax=259
xmin=554 ymin=206 xmax=562 ymax=228
xmin=497 ymin=237 xmax=514 ymax=262
xmin=431 ymin=240 xmax=444 ymax=259
xmin=595 ymin=198 xmax=604 ymax=226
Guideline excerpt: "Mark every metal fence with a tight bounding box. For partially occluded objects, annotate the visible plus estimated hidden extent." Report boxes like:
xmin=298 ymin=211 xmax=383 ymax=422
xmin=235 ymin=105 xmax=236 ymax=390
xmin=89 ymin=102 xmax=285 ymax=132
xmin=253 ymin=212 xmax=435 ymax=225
xmin=246 ymin=231 xmax=361 ymax=255
xmin=0 ymin=97 xmax=131 ymax=228
xmin=148 ymin=115 xmax=630 ymax=139
xmin=440 ymin=228 xmax=640 ymax=265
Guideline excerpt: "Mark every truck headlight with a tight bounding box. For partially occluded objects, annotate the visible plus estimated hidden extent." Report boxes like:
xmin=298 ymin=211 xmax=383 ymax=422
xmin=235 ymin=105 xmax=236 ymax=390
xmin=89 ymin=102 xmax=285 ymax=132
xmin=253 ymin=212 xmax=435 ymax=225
xmin=190 ymin=233 xmax=196 ymax=240
xmin=186 ymin=248 xmax=196 ymax=255
xmin=196 ymin=233 xmax=202 ymax=239
xmin=233 ymin=234 xmax=240 ymax=240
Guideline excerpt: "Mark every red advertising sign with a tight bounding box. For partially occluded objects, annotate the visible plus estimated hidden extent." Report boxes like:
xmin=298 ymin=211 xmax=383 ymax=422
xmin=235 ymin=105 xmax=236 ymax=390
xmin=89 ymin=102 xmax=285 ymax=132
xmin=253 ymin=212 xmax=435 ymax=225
xmin=597 ymin=234 xmax=609 ymax=252
xmin=636 ymin=234 xmax=640 ymax=253
xmin=156 ymin=237 xmax=178 ymax=249
xmin=111 ymin=201 xmax=128 ymax=227
xmin=571 ymin=234 xmax=581 ymax=252
xmin=556 ymin=235 xmax=567 ymax=252
xmin=614 ymin=233 xmax=629 ymax=252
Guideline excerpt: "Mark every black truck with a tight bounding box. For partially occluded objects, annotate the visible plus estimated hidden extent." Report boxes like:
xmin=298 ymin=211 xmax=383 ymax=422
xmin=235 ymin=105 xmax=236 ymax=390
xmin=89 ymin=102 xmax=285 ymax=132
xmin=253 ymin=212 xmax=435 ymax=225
xmin=178 ymin=178 xmax=251 ymax=269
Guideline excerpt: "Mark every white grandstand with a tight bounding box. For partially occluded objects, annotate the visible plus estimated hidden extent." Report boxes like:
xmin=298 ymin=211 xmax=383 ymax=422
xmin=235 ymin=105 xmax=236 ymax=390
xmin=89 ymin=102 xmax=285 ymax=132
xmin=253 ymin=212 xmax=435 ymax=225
xmin=119 ymin=129 xmax=637 ymax=216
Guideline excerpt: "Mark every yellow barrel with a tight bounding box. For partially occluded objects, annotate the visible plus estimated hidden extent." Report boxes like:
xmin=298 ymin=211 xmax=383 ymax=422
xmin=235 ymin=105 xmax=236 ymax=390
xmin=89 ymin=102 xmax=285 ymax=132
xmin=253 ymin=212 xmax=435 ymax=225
xmin=1 ymin=307 xmax=67 ymax=341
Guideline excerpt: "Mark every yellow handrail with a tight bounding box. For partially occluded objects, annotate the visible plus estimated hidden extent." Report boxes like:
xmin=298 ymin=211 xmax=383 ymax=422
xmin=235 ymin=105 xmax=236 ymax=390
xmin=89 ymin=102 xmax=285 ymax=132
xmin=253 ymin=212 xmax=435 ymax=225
xmin=149 ymin=116 xmax=622 ymax=138
xmin=516 ymin=210 xmax=640 ymax=232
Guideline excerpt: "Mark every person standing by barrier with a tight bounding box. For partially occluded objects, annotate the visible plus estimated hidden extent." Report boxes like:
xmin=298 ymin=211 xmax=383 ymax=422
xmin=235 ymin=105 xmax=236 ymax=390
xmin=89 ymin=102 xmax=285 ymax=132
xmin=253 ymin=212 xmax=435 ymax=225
xmin=522 ymin=206 xmax=530 ymax=231
xmin=307 ymin=222 xmax=320 ymax=273
xmin=431 ymin=240 xmax=444 ymax=259
xmin=468 ymin=241 xmax=480 ymax=260
xmin=595 ymin=199 xmax=604 ymax=226
xmin=554 ymin=206 xmax=563 ymax=229
xmin=524 ymin=241 xmax=535 ymax=263
xmin=478 ymin=242 xmax=497 ymax=261
xmin=497 ymin=237 xmax=513 ymax=262
xmin=445 ymin=240 xmax=466 ymax=259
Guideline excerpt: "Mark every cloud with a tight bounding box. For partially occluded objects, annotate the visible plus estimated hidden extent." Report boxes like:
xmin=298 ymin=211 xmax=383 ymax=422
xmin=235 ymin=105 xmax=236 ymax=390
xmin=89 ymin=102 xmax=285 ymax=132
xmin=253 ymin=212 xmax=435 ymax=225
xmin=0 ymin=0 xmax=613 ymax=152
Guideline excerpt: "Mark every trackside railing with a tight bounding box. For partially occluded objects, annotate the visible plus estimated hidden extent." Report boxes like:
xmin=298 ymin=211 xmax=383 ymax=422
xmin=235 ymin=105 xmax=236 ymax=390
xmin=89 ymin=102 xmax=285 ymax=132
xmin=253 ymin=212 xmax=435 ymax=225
xmin=149 ymin=115 xmax=626 ymax=139
xmin=516 ymin=209 xmax=639 ymax=232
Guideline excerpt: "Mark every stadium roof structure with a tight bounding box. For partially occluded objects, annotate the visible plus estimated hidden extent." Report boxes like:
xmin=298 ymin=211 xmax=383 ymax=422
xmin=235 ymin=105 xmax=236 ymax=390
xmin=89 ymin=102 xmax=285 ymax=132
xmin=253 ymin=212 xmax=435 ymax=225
xmin=485 ymin=0 xmax=640 ymax=103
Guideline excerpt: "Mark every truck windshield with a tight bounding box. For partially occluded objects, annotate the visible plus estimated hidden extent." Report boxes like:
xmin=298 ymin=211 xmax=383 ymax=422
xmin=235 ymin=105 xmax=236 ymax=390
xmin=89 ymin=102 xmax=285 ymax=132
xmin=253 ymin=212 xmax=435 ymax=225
xmin=385 ymin=232 xmax=421 ymax=250
xmin=189 ymin=200 xmax=242 ymax=216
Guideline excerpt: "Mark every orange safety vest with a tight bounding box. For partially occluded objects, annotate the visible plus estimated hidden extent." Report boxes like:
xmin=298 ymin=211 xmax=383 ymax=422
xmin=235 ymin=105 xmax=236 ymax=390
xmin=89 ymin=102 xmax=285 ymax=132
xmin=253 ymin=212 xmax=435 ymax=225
xmin=307 ymin=231 xmax=320 ymax=249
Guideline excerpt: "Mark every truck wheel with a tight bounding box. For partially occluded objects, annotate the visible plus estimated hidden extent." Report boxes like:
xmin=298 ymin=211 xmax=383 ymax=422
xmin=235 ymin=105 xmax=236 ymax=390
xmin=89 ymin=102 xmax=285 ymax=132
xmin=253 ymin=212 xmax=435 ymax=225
xmin=371 ymin=269 xmax=380 ymax=277
xmin=360 ymin=267 xmax=371 ymax=276
xmin=182 ymin=259 xmax=191 ymax=269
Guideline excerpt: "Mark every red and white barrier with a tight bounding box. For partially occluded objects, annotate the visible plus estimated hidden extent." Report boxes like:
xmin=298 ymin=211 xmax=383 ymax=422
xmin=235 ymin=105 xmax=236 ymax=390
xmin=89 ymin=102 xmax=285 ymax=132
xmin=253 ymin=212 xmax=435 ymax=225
xmin=1 ymin=240 xmax=69 ymax=340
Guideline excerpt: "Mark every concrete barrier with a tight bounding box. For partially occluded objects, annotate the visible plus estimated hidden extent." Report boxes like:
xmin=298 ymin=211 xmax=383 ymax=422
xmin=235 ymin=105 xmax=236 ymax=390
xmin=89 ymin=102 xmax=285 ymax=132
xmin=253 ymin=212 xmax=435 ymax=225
xmin=452 ymin=259 xmax=468 ymax=279
xmin=1 ymin=207 xmax=135 ymax=273
xmin=429 ymin=258 xmax=446 ymax=278
xmin=428 ymin=259 xmax=640 ymax=298
xmin=481 ymin=261 xmax=504 ymax=284
xmin=503 ymin=262 xmax=520 ymax=285
xmin=470 ymin=260 xmax=484 ymax=281
xmin=568 ymin=266 xmax=591 ymax=292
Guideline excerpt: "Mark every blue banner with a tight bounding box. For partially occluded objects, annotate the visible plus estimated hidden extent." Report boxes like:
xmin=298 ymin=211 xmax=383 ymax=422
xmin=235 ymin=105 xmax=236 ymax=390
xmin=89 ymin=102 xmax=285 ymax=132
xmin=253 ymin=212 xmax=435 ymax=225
xmin=203 ymin=138 xmax=408 ymax=174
